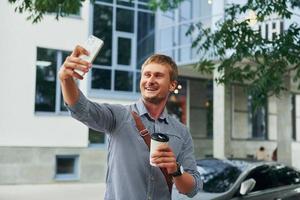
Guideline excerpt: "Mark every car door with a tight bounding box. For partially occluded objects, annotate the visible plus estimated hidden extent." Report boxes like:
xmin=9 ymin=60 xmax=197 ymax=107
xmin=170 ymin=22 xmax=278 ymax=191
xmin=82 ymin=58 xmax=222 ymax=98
xmin=231 ymin=164 xmax=300 ymax=200
xmin=230 ymin=165 xmax=284 ymax=200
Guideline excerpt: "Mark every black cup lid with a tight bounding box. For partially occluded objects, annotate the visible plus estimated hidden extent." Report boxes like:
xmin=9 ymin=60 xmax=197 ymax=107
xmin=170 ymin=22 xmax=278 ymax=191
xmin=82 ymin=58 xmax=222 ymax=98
xmin=151 ymin=133 xmax=169 ymax=142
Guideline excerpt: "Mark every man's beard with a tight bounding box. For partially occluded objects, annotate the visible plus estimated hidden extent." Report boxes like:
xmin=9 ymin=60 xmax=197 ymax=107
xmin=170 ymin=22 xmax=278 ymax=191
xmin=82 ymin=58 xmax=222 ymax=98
xmin=143 ymin=95 xmax=166 ymax=105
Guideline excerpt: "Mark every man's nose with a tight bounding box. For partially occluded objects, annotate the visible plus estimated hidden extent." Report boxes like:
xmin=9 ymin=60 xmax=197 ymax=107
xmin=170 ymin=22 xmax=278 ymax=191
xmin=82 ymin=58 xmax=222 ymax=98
xmin=148 ymin=75 xmax=155 ymax=83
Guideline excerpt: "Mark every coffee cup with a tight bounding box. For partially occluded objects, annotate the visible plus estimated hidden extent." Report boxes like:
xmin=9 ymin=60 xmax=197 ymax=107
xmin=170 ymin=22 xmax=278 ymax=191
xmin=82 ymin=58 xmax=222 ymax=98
xmin=150 ymin=133 xmax=169 ymax=166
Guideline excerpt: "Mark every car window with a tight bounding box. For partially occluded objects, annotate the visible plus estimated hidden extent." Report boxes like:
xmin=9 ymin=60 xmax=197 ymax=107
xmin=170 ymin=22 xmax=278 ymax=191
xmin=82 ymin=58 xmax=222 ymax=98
xmin=245 ymin=165 xmax=279 ymax=192
xmin=271 ymin=165 xmax=300 ymax=186
xmin=198 ymin=160 xmax=242 ymax=193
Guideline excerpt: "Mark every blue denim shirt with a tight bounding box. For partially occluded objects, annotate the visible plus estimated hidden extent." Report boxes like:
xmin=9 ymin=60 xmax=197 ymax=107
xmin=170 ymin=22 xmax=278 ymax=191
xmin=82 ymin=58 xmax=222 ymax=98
xmin=67 ymin=91 xmax=201 ymax=200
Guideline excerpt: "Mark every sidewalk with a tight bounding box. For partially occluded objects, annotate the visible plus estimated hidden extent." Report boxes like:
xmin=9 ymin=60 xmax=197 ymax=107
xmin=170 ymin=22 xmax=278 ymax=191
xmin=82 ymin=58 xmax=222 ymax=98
xmin=0 ymin=183 xmax=106 ymax=200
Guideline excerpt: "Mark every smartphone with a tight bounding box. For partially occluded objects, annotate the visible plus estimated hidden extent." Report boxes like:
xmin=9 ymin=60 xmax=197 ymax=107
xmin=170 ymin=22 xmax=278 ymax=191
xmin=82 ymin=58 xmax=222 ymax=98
xmin=74 ymin=35 xmax=104 ymax=76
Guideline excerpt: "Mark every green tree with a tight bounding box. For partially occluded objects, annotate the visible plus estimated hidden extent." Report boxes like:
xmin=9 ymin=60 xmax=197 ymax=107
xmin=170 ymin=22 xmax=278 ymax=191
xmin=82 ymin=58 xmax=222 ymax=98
xmin=8 ymin=0 xmax=85 ymax=23
xmin=7 ymin=0 xmax=182 ymax=23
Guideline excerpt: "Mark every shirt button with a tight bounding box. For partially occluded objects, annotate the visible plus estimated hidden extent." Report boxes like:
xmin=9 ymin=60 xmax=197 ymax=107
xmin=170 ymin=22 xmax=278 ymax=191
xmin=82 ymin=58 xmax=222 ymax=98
xmin=148 ymin=197 xmax=151 ymax=200
xmin=151 ymin=176 xmax=155 ymax=181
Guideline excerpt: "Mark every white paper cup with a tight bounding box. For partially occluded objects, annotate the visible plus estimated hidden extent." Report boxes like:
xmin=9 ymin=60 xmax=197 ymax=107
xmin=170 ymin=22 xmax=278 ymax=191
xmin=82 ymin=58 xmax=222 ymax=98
xmin=150 ymin=133 xmax=169 ymax=166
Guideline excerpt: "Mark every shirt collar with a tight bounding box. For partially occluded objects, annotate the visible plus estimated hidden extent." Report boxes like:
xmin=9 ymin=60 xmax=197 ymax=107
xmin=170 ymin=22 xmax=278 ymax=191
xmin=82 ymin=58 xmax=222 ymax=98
xmin=136 ymin=98 xmax=169 ymax=124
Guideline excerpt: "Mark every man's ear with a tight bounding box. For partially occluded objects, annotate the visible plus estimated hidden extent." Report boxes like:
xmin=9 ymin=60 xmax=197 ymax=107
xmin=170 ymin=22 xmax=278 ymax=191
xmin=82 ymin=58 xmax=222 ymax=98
xmin=169 ymin=81 xmax=177 ymax=92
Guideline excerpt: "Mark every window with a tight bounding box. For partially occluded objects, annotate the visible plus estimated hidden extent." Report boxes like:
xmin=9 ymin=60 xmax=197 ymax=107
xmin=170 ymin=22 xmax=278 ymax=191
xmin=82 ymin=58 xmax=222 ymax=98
xmin=157 ymin=0 xmax=212 ymax=64
xmin=167 ymin=79 xmax=187 ymax=124
xmin=89 ymin=128 xmax=105 ymax=147
xmin=137 ymin=11 xmax=155 ymax=68
xmin=292 ymin=94 xmax=296 ymax=140
xmin=245 ymin=165 xmax=278 ymax=192
xmin=35 ymin=48 xmax=71 ymax=113
xmin=245 ymin=164 xmax=300 ymax=193
xmin=233 ymin=85 xmax=268 ymax=140
xmin=47 ymin=5 xmax=81 ymax=17
xmin=55 ymin=155 xmax=79 ymax=180
xmin=248 ymin=96 xmax=268 ymax=139
xmin=166 ymin=78 xmax=214 ymax=139
xmin=273 ymin=165 xmax=300 ymax=186
xmin=91 ymin=2 xmax=155 ymax=97
xmin=265 ymin=24 xmax=269 ymax=40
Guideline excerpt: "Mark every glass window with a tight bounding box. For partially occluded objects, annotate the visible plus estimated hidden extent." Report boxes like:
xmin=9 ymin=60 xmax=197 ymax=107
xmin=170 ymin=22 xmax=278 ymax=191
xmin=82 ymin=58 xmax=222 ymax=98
xmin=179 ymin=46 xmax=191 ymax=62
xmin=35 ymin=48 xmax=71 ymax=113
xmin=91 ymin=68 xmax=111 ymax=90
xmin=265 ymin=24 xmax=269 ymax=39
xmin=167 ymin=79 xmax=187 ymax=124
xmin=189 ymin=79 xmax=213 ymax=138
xmin=248 ymin=96 xmax=267 ymax=139
xmin=179 ymin=0 xmax=191 ymax=22
xmin=137 ymin=11 xmax=155 ymax=69
xmin=116 ymin=8 xmax=134 ymax=33
xmin=117 ymin=0 xmax=134 ymax=7
xmin=60 ymin=51 xmax=71 ymax=112
xmin=273 ymin=165 xmax=300 ymax=186
xmin=55 ymin=155 xmax=79 ymax=180
xmin=246 ymin=164 xmax=300 ymax=192
xmin=160 ymin=27 xmax=174 ymax=50
xmin=89 ymin=128 xmax=105 ymax=146
xmin=179 ymin=24 xmax=191 ymax=46
xmin=292 ymin=94 xmax=296 ymax=140
xmin=93 ymin=4 xmax=113 ymax=66
xmin=96 ymin=0 xmax=113 ymax=3
xmin=91 ymin=1 xmax=154 ymax=96
xmin=245 ymin=165 xmax=278 ymax=192
xmin=280 ymin=21 xmax=284 ymax=34
xmin=117 ymin=37 xmax=132 ymax=65
xmin=35 ymin=48 xmax=57 ymax=112
xmin=114 ymin=70 xmax=133 ymax=91
xmin=198 ymin=159 xmax=242 ymax=193
xmin=160 ymin=10 xmax=175 ymax=27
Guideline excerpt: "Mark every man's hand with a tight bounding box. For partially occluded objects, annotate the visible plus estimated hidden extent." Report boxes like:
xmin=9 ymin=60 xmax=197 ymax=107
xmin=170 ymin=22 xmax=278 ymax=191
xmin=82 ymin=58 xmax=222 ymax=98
xmin=58 ymin=45 xmax=92 ymax=81
xmin=150 ymin=145 xmax=177 ymax=174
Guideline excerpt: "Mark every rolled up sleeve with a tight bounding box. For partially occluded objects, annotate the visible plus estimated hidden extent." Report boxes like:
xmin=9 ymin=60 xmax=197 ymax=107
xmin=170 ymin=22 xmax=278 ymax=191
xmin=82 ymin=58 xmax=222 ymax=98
xmin=178 ymin=128 xmax=202 ymax=197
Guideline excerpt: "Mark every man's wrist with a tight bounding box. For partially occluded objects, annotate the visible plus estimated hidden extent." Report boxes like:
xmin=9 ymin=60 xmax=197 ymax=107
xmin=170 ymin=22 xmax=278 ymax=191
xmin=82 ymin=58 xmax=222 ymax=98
xmin=170 ymin=163 xmax=184 ymax=177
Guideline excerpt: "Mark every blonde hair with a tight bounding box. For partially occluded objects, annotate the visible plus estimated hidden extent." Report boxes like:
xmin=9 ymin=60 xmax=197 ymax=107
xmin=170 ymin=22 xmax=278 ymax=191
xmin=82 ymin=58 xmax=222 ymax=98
xmin=142 ymin=54 xmax=178 ymax=81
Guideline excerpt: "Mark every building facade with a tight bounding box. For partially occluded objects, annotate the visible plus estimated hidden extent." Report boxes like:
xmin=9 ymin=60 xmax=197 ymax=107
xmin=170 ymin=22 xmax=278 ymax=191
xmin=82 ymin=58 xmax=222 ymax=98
xmin=0 ymin=0 xmax=299 ymax=185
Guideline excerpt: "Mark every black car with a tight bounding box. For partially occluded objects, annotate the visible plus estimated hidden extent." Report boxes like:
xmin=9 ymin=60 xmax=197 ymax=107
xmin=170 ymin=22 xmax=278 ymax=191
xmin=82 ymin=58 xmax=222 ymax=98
xmin=172 ymin=158 xmax=300 ymax=200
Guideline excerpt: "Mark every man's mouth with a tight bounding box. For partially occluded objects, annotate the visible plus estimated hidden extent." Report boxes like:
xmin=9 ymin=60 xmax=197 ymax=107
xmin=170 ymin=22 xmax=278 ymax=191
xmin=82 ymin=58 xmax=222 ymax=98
xmin=145 ymin=86 xmax=158 ymax=91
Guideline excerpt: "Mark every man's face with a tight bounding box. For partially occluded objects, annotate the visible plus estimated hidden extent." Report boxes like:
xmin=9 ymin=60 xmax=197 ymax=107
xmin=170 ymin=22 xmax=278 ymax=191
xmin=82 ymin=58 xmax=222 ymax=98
xmin=140 ymin=63 xmax=177 ymax=104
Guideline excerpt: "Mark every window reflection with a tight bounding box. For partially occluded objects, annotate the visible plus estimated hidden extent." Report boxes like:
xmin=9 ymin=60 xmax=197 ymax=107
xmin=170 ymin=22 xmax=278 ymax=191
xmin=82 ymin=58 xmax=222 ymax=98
xmin=160 ymin=27 xmax=174 ymax=50
xmin=93 ymin=4 xmax=113 ymax=66
xmin=179 ymin=0 xmax=191 ymax=22
xmin=91 ymin=68 xmax=111 ymax=90
xmin=117 ymin=37 xmax=131 ymax=65
xmin=248 ymin=95 xmax=267 ymax=139
xmin=35 ymin=48 xmax=57 ymax=112
xmin=116 ymin=8 xmax=134 ymax=33
xmin=167 ymin=79 xmax=187 ymax=124
xmin=114 ymin=70 xmax=133 ymax=91
xmin=137 ymin=11 xmax=155 ymax=68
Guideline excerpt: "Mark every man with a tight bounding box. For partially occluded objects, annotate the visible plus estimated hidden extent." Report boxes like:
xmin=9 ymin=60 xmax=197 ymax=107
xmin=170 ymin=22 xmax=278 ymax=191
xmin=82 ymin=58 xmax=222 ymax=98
xmin=59 ymin=45 xmax=201 ymax=200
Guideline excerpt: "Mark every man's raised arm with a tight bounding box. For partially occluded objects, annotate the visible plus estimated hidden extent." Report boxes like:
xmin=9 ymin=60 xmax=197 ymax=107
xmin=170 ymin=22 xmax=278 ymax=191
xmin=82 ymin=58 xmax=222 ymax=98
xmin=58 ymin=45 xmax=91 ymax=106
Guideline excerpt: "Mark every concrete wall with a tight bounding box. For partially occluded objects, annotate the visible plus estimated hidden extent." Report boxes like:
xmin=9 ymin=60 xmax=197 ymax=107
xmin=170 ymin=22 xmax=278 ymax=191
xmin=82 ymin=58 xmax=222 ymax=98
xmin=230 ymin=140 xmax=276 ymax=160
xmin=0 ymin=147 xmax=107 ymax=184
